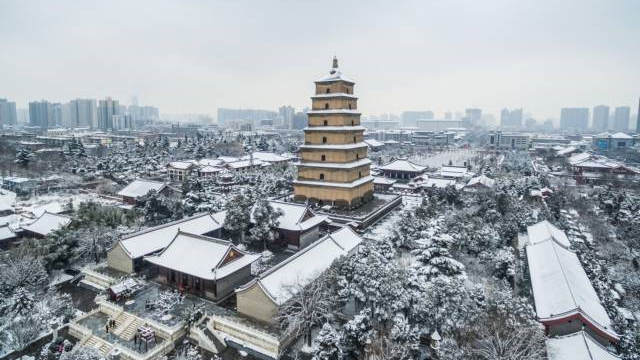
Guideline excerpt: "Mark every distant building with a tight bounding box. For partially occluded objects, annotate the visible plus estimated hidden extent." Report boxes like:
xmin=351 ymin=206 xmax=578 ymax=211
xmin=0 ymin=99 xmax=17 ymax=126
xmin=464 ymin=108 xmax=482 ymax=127
xmin=487 ymin=131 xmax=529 ymax=150
xmin=50 ymin=103 xmax=63 ymax=127
xmin=401 ymin=111 xmax=434 ymax=127
xmin=128 ymin=104 xmax=159 ymax=126
xmin=612 ymin=106 xmax=630 ymax=131
xmin=217 ymin=108 xmax=278 ymax=128
xmin=637 ymin=98 xmax=640 ymax=133
xmin=592 ymin=105 xmax=609 ymax=131
xmin=278 ymin=105 xmax=295 ymax=129
xmin=292 ymin=111 xmax=308 ymax=130
xmin=416 ymin=119 xmax=463 ymax=131
xmin=361 ymin=119 xmax=400 ymax=130
xmin=97 ymin=97 xmax=120 ymax=130
xmin=66 ymin=99 xmax=97 ymax=128
xmin=592 ymin=132 xmax=635 ymax=151
xmin=28 ymin=100 xmax=51 ymax=129
xmin=500 ymin=108 xmax=523 ymax=128
xmin=560 ymin=107 xmax=589 ymax=130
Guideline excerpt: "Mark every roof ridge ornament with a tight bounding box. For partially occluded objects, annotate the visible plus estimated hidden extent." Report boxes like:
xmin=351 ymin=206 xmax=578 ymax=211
xmin=330 ymin=56 xmax=338 ymax=74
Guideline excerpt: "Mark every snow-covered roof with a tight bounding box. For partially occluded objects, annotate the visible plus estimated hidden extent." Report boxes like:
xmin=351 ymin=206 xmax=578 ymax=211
xmin=241 ymin=152 xmax=289 ymax=163
xmin=239 ymin=227 xmax=362 ymax=305
xmin=199 ymin=165 xmax=224 ymax=173
xmin=466 ymin=175 xmax=495 ymax=188
xmin=145 ymin=232 xmax=260 ymax=280
xmin=198 ymin=158 xmax=224 ymax=167
xmin=527 ymin=220 xmax=570 ymax=248
xmin=438 ymin=166 xmax=472 ymax=178
xmin=568 ymin=152 xmax=591 ymax=165
xmin=167 ymin=161 xmax=195 ymax=170
xmin=118 ymin=212 xmax=223 ymax=258
xmin=216 ymin=156 xmax=239 ymax=164
xmin=22 ymin=211 xmax=71 ymax=236
xmin=226 ymin=159 xmax=267 ymax=169
xmin=380 ymin=159 xmax=426 ymax=172
xmin=546 ymin=331 xmax=620 ymax=360
xmin=253 ymin=201 xmax=326 ymax=232
xmin=298 ymin=142 xmax=368 ymax=151
xmin=419 ymin=177 xmax=456 ymax=189
xmin=296 ymin=158 xmax=371 ymax=169
xmin=526 ymin=230 xmax=617 ymax=340
xmin=556 ymin=146 xmax=577 ymax=156
xmin=315 ymin=61 xmax=355 ymax=84
xmin=304 ymin=126 xmax=365 ymax=132
xmin=595 ymin=132 xmax=633 ymax=140
xmin=117 ymin=179 xmax=166 ymax=199
xmin=373 ymin=177 xmax=396 ymax=185
xmin=311 ymin=93 xmax=358 ymax=99
xmin=0 ymin=225 xmax=16 ymax=241
xmin=363 ymin=139 xmax=385 ymax=148
xmin=293 ymin=175 xmax=374 ymax=189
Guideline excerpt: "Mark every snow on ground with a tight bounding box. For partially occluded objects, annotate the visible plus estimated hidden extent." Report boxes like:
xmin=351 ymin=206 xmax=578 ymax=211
xmin=365 ymin=195 xmax=421 ymax=240
xmin=15 ymin=192 xmax=122 ymax=216
xmin=409 ymin=149 xmax=477 ymax=168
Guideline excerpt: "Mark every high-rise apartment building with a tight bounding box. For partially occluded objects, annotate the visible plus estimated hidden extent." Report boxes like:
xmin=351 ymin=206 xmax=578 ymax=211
xmin=612 ymin=106 xmax=630 ymax=131
xmin=560 ymin=108 xmax=589 ymax=130
xmin=500 ymin=108 xmax=523 ymax=128
xmin=592 ymin=105 xmax=609 ymax=131
xmin=29 ymin=100 xmax=51 ymax=129
xmin=464 ymin=108 xmax=482 ymax=127
xmin=278 ymin=105 xmax=295 ymax=129
xmin=217 ymin=108 xmax=277 ymax=128
xmin=401 ymin=111 xmax=434 ymax=127
xmin=98 ymin=97 xmax=120 ymax=130
xmin=0 ymin=98 xmax=17 ymax=126
xmin=65 ymin=99 xmax=97 ymax=128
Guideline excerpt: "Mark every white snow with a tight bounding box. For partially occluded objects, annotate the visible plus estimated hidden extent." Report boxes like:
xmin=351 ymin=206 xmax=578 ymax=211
xmin=306 ymin=109 xmax=360 ymax=115
xmin=117 ymin=179 xmax=166 ymax=199
xmin=119 ymin=212 xmax=224 ymax=258
xmin=546 ymin=331 xmax=620 ymax=360
xmin=145 ymin=232 xmax=260 ymax=280
xmin=293 ymin=175 xmax=374 ymax=189
xmin=241 ymin=152 xmax=290 ymax=163
xmin=253 ymin=201 xmax=326 ymax=232
xmin=363 ymin=139 xmax=385 ymax=148
xmin=0 ymin=225 xmax=16 ymax=241
xmin=526 ymin=220 xmax=571 ymax=248
xmin=466 ymin=175 xmax=495 ymax=188
xmin=379 ymin=159 xmax=426 ymax=173
xmin=167 ymin=161 xmax=196 ymax=170
xmin=526 ymin=226 xmax=616 ymax=339
xmin=299 ymin=142 xmax=368 ymax=150
xmin=22 ymin=211 xmax=71 ymax=236
xmin=244 ymin=227 xmax=362 ymax=305
xmin=304 ymin=126 xmax=365 ymax=131
xmin=296 ymin=159 xmax=372 ymax=169
xmin=310 ymin=92 xmax=358 ymax=99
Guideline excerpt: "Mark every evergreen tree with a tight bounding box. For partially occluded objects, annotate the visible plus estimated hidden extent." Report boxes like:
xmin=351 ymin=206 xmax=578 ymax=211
xmin=224 ymin=193 xmax=252 ymax=243
xmin=249 ymin=199 xmax=282 ymax=250
xmin=312 ymin=323 xmax=342 ymax=360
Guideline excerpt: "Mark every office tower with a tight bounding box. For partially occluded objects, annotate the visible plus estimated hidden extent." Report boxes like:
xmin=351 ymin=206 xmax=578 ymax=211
xmin=97 ymin=97 xmax=120 ymax=130
xmin=401 ymin=111 xmax=434 ymax=127
xmin=612 ymin=106 xmax=630 ymax=131
xmin=0 ymin=98 xmax=17 ymax=126
xmin=278 ymin=105 xmax=295 ymax=129
xmin=560 ymin=108 xmax=589 ymax=130
xmin=500 ymin=108 xmax=523 ymax=128
xmin=592 ymin=105 xmax=609 ymax=131
xmin=294 ymin=57 xmax=372 ymax=209
xmin=29 ymin=100 xmax=51 ymax=129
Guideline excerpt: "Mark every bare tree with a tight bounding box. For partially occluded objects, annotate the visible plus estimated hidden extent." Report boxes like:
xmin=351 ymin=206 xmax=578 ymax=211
xmin=471 ymin=321 xmax=546 ymax=360
xmin=276 ymin=269 xmax=338 ymax=348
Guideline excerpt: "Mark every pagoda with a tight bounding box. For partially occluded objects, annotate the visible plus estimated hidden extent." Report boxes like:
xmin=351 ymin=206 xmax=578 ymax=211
xmin=293 ymin=58 xmax=374 ymax=209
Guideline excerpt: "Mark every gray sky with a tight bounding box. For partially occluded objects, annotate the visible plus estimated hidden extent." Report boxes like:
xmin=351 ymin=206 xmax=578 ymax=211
xmin=1 ymin=0 xmax=639 ymax=120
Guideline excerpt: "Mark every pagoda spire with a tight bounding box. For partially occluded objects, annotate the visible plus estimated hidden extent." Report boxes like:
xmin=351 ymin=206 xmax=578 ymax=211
xmin=330 ymin=56 xmax=339 ymax=74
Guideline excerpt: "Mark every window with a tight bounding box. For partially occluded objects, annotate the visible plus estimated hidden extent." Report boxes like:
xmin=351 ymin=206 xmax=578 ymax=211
xmin=324 ymin=120 xmax=328 ymax=126
xmin=325 ymin=103 xmax=329 ymax=109
xmin=322 ymin=136 xmax=327 ymax=143
xmin=356 ymin=153 xmax=359 ymax=159
xmin=321 ymin=154 xmax=326 ymax=161
xmin=348 ymin=104 xmax=352 ymax=109
xmin=351 ymin=120 xmax=354 ymax=126
xmin=319 ymin=173 xmax=324 ymax=180
xmin=326 ymin=88 xmax=330 ymax=94
xmin=359 ymin=171 xmax=362 ymax=178
xmin=353 ymin=136 xmax=357 ymax=143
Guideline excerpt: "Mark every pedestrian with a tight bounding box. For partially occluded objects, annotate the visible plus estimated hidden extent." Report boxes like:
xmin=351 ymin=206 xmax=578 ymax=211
xmin=105 ymin=323 xmax=109 ymax=333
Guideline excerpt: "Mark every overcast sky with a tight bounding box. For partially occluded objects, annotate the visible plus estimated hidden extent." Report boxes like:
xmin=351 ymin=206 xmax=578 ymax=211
xmin=1 ymin=0 xmax=639 ymax=120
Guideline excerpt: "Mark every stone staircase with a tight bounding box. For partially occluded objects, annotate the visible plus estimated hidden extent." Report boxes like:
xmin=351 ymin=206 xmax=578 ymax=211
xmin=119 ymin=317 xmax=146 ymax=341
xmin=83 ymin=335 xmax=113 ymax=356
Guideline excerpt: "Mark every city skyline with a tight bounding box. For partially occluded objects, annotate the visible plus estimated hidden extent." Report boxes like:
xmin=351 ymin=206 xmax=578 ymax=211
xmin=1 ymin=0 xmax=639 ymax=120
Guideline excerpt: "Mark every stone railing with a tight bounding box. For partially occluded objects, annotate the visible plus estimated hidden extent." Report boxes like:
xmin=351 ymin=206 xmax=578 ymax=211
xmin=209 ymin=314 xmax=280 ymax=357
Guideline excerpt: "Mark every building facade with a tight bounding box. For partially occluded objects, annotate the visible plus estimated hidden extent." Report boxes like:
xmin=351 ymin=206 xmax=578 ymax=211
xmin=29 ymin=100 xmax=51 ymax=129
xmin=487 ymin=131 xmax=530 ymax=150
xmin=592 ymin=105 xmax=609 ymax=131
xmin=500 ymin=108 xmax=523 ymax=129
xmin=98 ymin=97 xmax=120 ymax=130
xmin=293 ymin=58 xmax=374 ymax=209
xmin=0 ymin=99 xmax=17 ymax=126
xmin=560 ymin=107 xmax=589 ymax=130
xmin=612 ymin=106 xmax=630 ymax=131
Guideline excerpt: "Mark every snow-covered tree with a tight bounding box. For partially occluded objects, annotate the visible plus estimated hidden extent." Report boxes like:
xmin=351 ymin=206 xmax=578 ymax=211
xmin=224 ymin=193 xmax=252 ymax=243
xmin=0 ymin=255 xmax=48 ymax=296
xmin=312 ymin=323 xmax=342 ymax=360
xmin=249 ymin=199 xmax=282 ymax=250
xmin=60 ymin=346 xmax=105 ymax=360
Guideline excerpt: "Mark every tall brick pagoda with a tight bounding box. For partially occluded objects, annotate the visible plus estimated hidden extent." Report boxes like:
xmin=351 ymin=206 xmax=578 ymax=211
xmin=293 ymin=57 xmax=374 ymax=209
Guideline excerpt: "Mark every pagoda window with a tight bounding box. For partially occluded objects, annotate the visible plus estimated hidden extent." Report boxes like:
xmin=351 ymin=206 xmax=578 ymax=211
xmin=326 ymin=88 xmax=330 ymax=94
xmin=351 ymin=120 xmax=354 ymax=126
xmin=324 ymin=120 xmax=328 ymax=126
xmin=325 ymin=103 xmax=329 ymax=109
xmin=353 ymin=136 xmax=357 ymax=143
xmin=320 ymin=173 xmax=324 ymax=180
xmin=359 ymin=171 xmax=362 ymax=178
xmin=322 ymin=137 xmax=327 ymax=143
xmin=321 ymin=155 xmax=326 ymax=161
xmin=348 ymin=104 xmax=352 ymax=109
xmin=356 ymin=153 xmax=360 ymax=159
